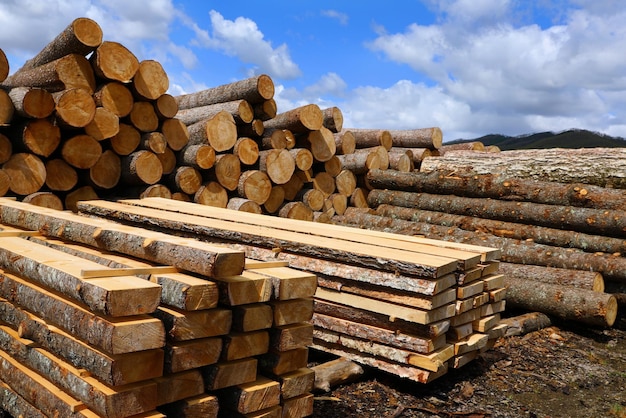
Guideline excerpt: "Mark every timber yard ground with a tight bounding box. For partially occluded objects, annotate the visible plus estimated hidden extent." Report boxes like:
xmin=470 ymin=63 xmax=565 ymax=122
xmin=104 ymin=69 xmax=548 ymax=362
xmin=310 ymin=312 xmax=626 ymax=418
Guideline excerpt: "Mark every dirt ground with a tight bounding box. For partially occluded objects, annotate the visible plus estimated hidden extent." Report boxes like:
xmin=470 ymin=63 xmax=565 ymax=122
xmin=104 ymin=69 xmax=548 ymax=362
xmin=310 ymin=311 xmax=626 ymax=418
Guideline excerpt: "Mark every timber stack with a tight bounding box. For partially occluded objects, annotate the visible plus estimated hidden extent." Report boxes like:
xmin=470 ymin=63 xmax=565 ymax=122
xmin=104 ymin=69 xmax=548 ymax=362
xmin=69 ymin=197 xmax=506 ymax=385
xmin=0 ymin=198 xmax=318 ymax=417
xmin=336 ymin=163 xmax=621 ymax=328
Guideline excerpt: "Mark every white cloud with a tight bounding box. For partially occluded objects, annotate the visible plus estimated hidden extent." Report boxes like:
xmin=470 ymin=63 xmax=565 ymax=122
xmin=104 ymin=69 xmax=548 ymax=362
xmin=321 ymin=10 xmax=349 ymax=26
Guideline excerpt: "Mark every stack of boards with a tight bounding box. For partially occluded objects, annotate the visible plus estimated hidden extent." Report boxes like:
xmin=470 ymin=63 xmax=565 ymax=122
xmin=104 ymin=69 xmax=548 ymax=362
xmin=0 ymin=198 xmax=316 ymax=418
xmin=73 ymin=197 xmax=507 ymax=385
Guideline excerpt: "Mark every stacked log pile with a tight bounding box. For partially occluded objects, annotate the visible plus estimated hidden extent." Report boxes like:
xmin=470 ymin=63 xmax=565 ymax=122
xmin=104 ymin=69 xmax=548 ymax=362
xmin=335 ymin=166 xmax=621 ymax=328
xmin=69 ymin=197 xmax=505 ymax=385
xmin=0 ymin=198 xmax=317 ymax=417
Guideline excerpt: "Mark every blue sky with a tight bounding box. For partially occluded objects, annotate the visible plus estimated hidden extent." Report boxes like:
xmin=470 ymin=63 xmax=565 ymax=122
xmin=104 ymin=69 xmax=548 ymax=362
xmin=1 ymin=1 xmax=625 ymax=141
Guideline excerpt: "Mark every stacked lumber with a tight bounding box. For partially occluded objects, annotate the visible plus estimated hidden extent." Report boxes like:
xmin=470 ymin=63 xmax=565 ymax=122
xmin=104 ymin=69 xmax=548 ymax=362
xmin=338 ymin=167 xmax=621 ymax=327
xmin=0 ymin=198 xmax=319 ymax=417
xmin=70 ymin=197 xmax=504 ymax=384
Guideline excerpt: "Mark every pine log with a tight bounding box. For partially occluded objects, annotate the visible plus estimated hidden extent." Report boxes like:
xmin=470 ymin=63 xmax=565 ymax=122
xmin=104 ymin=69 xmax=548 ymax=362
xmin=504 ymin=276 xmax=617 ymax=327
xmin=322 ymin=155 xmax=342 ymax=177
xmin=297 ymin=188 xmax=325 ymax=211
xmin=91 ymin=41 xmax=140 ymax=83
xmin=16 ymin=17 xmax=102 ymax=72
xmin=237 ymin=170 xmax=272 ymax=204
xmin=132 ymin=60 xmax=169 ymax=100
xmin=0 ymin=48 xmax=8 ymax=82
xmin=350 ymin=187 xmax=369 ymax=208
xmin=387 ymin=150 xmax=414 ymax=172
xmin=234 ymin=137 xmax=260 ymax=165
xmin=420 ymin=148 xmax=626 ymax=189
xmin=93 ymin=82 xmax=134 ymax=117
xmin=336 ymin=208 xmax=626 ymax=283
xmin=175 ymin=74 xmax=274 ymax=109
xmin=368 ymin=169 xmax=626 ymax=212
xmin=171 ymin=192 xmax=191 ymax=201
xmin=337 ymin=149 xmax=381 ymax=174
xmin=439 ymin=141 xmax=485 ymax=153
xmin=311 ymin=357 xmax=364 ymax=392
xmin=54 ymin=87 xmax=96 ymax=128
xmin=84 ymin=106 xmax=119 ymax=140
xmin=333 ymin=130 xmax=356 ymax=155
xmin=0 ymin=297 xmax=164 ymax=386
xmin=176 ymin=99 xmax=254 ymax=125
xmin=161 ymin=118 xmax=189 ymax=151
xmin=279 ymin=201 xmax=313 ymax=221
xmin=499 ymin=312 xmax=552 ymax=337
xmin=289 ymin=148 xmax=314 ymax=172
xmin=167 ymin=165 xmax=202 ymax=195
xmin=282 ymin=173 xmax=305 ymax=200
xmin=155 ymin=93 xmax=178 ymax=119
xmin=194 ymin=181 xmax=228 ymax=207
xmin=178 ymin=143 xmax=215 ymax=170
xmin=307 ymin=127 xmax=337 ymax=162
xmin=3 ymin=153 xmax=46 ymax=195
xmin=392 ymin=147 xmax=433 ymax=166
xmin=187 ymin=110 xmax=237 ymax=151
xmin=374 ymin=203 xmax=626 ymax=255
xmin=0 ymin=381 xmax=45 ymax=418
xmin=156 ymin=146 xmax=176 ymax=175
xmin=22 ymin=192 xmax=64 ymax=210
xmin=499 ymin=263 xmax=604 ymax=291
xmin=61 ymin=134 xmax=102 ymax=169
xmin=263 ymin=185 xmax=285 ymax=214
xmin=0 ymin=90 xmax=11 ymax=126
xmin=387 ymin=127 xmax=443 ymax=149
xmin=8 ymin=87 xmax=55 ymax=118
xmin=121 ymin=150 xmax=163 ymax=185
xmin=0 ymin=169 xmax=9 ymax=197
xmin=110 ymin=123 xmax=141 ymax=155
xmin=239 ymin=118 xmax=265 ymax=138
xmin=228 ymin=197 xmax=263 ymax=213
xmin=263 ymin=104 xmax=323 ymax=133
xmin=0 ymin=133 xmax=11 ymax=164
xmin=254 ymin=98 xmax=277 ymax=121
xmin=322 ymin=106 xmax=343 ymax=133
xmin=345 ymin=128 xmax=392 ymax=150
xmin=128 ymin=100 xmax=159 ymax=132
xmin=259 ymin=149 xmax=296 ymax=185
xmin=213 ymin=153 xmax=241 ymax=191
xmin=44 ymin=159 xmax=77 ymax=191
xmin=64 ymin=185 xmax=99 ymax=212
xmin=16 ymin=117 xmax=61 ymax=157
xmin=335 ymin=169 xmax=357 ymax=197
xmin=367 ymin=189 xmax=626 ymax=238
xmin=262 ymin=129 xmax=289 ymax=150
xmin=2 ymin=53 xmax=96 ymax=93
xmin=90 ymin=149 xmax=121 ymax=189
xmin=141 ymin=131 xmax=167 ymax=154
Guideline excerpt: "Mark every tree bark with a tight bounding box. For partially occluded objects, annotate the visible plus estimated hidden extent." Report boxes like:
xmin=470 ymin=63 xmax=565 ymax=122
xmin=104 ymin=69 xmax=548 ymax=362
xmin=91 ymin=41 xmax=139 ymax=83
xmin=84 ymin=106 xmax=119 ymax=140
xmin=8 ymin=87 xmax=55 ymax=118
xmin=420 ymin=148 xmax=626 ymax=189
xmin=344 ymin=128 xmax=392 ymax=150
xmin=61 ymin=134 xmax=102 ymax=169
xmin=263 ymin=104 xmax=323 ymax=133
xmin=387 ymin=127 xmax=443 ymax=149
xmin=367 ymin=188 xmax=626 ymax=238
xmin=175 ymin=74 xmax=274 ymax=109
xmin=132 ymin=59 xmax=169 ymax=100
xmin=3 ymin=153 xmax=46 ymax=195
xmin=439 ymin=141 xmax=485 ymax=153
xmin=176 ymin=99 xmax=254 ymax=125
xmin=499 ymin=312 xmax=552 ymax=337
xmin=321 ymin=106 xmax=343 ymax=133
xmin=498 ymin=262 xmax=604 ymax=292
xmin=368 ymin=169 xmax=626 ymax=211
xmin=93 ymin=81 xmax=134 ymax=117
xmin=187 ymin=110 xmax=237 ymax=151
xmin=54 ymin=87 xmax=96 ymax=128
xmin=504 ymin=276 xmax=617 ymax=327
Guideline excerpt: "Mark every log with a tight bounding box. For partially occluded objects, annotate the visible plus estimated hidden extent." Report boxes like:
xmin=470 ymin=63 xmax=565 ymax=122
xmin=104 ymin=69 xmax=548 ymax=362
xmin=93 ymin=82 xmax=134 ymax=117
xmin=387 ymin=150 xmax=414 ymax=172
xmin=374 ymin=203 xmax=626 ymax=255
xmin=167 ymin=166 xmax=202 ymax=195
xmin=337 ymin=149 xmax=381 ymax=174
xmin=313 ymin=172 xmax=336 ymax=197
xmin=499 ymin=312 xmax=552 ymax=337
xmin=306 ymin=127 xmax=337 ymax=162
xmin=213 ymin=153 xmax=241 ymax=191
xmin=128 ymin=100 xmax=159 ymax=132
xmin=335 ymin=208 xmax=626 ymax=283
xmin=121 ymin=150 xmax=163 ymax=185
xmin=254 ymin=98 xmax=277 ymax=121
xmin=259 ymin=149 xmax=296 ymax=185
xmin=239 ymin=118 xmax=265 ymax=138
xmin=155 ymin=93 xmax=178 ymax=119
xmin=335 ymin=169 xmax=357 ymax=197
xmin=263 ymin=104 xmax=323 ymax=133
xmin=175 ymin=74 xmax=274 ymax=109
xmin=64 ymin=185 xmax=98 ymax=212
xmin=278 ymin=201 xmax=313 ymax=221
xmin=233 ymin=137 xmax=260 ymax=165
xmin=8 ymin=87 xmax=55 ymax=118
xmin=367 ymin=169 xmax=626 ymax=211
xmin=420 ymin=148 xmax=626 ymax=189
xmin=0 ymin=48 xmax=8 ymax=82
xmin=297 ymin=188 xmax=325 ymax=211
xmin=261 ymin=129 xmax=289 ymax=150
xmin=61 ymin=134 xmax=102 ymax=169
xmin=499 ymin=263 xmax=604 ymax=292
xmin=387 ymin=127 xmax=443 ymax=149
xmin=15 ymin=17 xmax=102 ymax=72
xmin=156 ymin=146 xmax=176 ymax=175
xmin=439 ymin=141 xmax=485 ymax=153
xmin=344 ymin=128 xmax=392 ymax=150
xmin=2 ymin=53 xmax=96 ymax=93
xmin=141 ymin=132 xmax=167 ymax=154
xmin=321 ymin=106 xmax=343 ymax=133
xmin=238 ymin=170 xmax=272 ymax=204
xmin=132 ymin=60 xmax=169 ymax=100
xmin=54 ymin=87 xmax=96 ymax=128
xmin=84 ymin=106 xmax=119 ymax=140
xmin=310 ymin=357 xmax=364 ymax=392
xmin=15 ymin=117 xmax=61 ymax=157
xmin=504 ymin=276 xmax=617 ymax=327
xmin=350 ymin=188 xmax=369 ymax=209
xmin=0 ymin=380 xmax=45 ymax=418
xmin=91 ymin=41 xmax=139 ymax=83
xmin=194 ymin=181 xmax=228 ymax=208
xmin=110 ymin=123 xmax=141 ymax=155
xmin=161 ymin=118 xmax=189 ymax=151
xmin=3 ymin=153 xmax=46 ymax=195
xmin=176 ymin=99 xmax=254 ymax=125
xmin=0 ymin=133 xmax=11 ymax=164
xmin=187 ymin=110 xmax=237 ymax=151
xmin=392 ymin=147 xmax=433 ymax=166
xmin=22 ymin=192 xmax=64 ymax=210
xmin=178 ymin=143 xmax=215 ymax=170
xmin=228 ymin=197 xmax=263 ymax=213
xmin=367 ymin=189 xmax=626 ymax=238
xmin=289 ymin=148 xmax=314 ymax=172
xmin=322 ymin=155 xmax=342 ymax=177
xmin=0 ymin=169 xmax=8 ymax=197
xmin=263 ymin=185 xmax=285 ymax=214
xmin=333 ymin=130 xmax=356 ymax=155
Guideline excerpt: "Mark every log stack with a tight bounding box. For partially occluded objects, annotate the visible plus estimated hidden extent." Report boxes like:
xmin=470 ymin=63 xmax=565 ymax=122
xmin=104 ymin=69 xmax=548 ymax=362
xmin=0 ymin=198 xmax=319 ymax=417
xmin=68 ymin=197 xmax=505 ymax=385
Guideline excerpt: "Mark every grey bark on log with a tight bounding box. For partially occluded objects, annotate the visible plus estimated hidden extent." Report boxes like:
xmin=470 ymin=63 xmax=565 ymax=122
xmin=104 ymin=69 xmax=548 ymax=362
xmin=387 ymin=127 xmax=443 ymax=149
xmin=175 ymin=74 xmax=274 ymax=109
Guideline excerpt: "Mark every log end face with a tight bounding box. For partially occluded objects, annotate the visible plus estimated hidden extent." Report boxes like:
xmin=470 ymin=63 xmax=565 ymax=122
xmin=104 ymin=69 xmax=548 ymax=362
xmin=73 ymin=17 xmax=104 ymax=48
xmin=257 ymin=74 xmax=275 ymax=100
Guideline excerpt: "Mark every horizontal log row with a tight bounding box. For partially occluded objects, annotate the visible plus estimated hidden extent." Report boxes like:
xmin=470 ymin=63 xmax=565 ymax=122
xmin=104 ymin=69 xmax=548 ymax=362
xmin=74 ymin=197 xmax=506 ymax=384
xmin=0 ymin=198 xmax=318 ymax=416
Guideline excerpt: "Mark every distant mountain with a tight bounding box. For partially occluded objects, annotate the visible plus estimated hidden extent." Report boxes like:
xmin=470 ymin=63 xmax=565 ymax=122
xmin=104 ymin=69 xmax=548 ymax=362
xmin=448 ymin=129 xmax=626 ymax=150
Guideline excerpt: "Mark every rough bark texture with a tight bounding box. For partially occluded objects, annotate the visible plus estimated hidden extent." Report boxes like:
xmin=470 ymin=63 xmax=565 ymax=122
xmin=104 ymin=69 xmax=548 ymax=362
xmin=263 ymin=104 xmax=323 ymax=133
xmin=420 ymin=148 xmax=626 ymax=189
xmin=499 ymin=312 xmax=553 ymax=337
xmin=498 ymin=262 xmax=604 ymax=292
xmin=387 ymin=127 xmax=443 ymax=149
xmin=175 ymin=74 xmax=274 ymax=109
xmin=344 ymin=128 xmax=392 ymax=150
xmin=176 ymin=99 xmax=254 ymax=126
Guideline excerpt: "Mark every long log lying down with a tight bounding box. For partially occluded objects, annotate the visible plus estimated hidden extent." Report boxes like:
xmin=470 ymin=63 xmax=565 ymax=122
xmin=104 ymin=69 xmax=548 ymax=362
xmin=76 ymin=199 xmax=461 ymax=278
xmin=420 ymin=148 xmax=626 ymax=189
xmin=175 ymin=99 xmax=254 ymax=126
xmin=367 ymin=169 xmax=626 ymax=211
xmin=310 ymin=357 xmax=364 ymax=392
xmin=498 ymin=262 xmax=604 ymax=292
xmin=367 ymin=189 xmax=626 ymax=238
xmin=0 ymin=199 xmax=245 ymax=278
xmin=499 ymin=312 xmax=552 ymax=337
xmin=334 ymin=208 xmax=626 ymax=283
xmin=175 ymin=74 xmax=274 ymax=109
xmin=503 ymin=277 xmax=617 ymax=327
xmin=263 ymin=104 xmax=323 ymax=133
xmin=387 ymin=127 xmax=443 ymax=149
xmin=374 ymin=203 xmax=626 ymax=255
